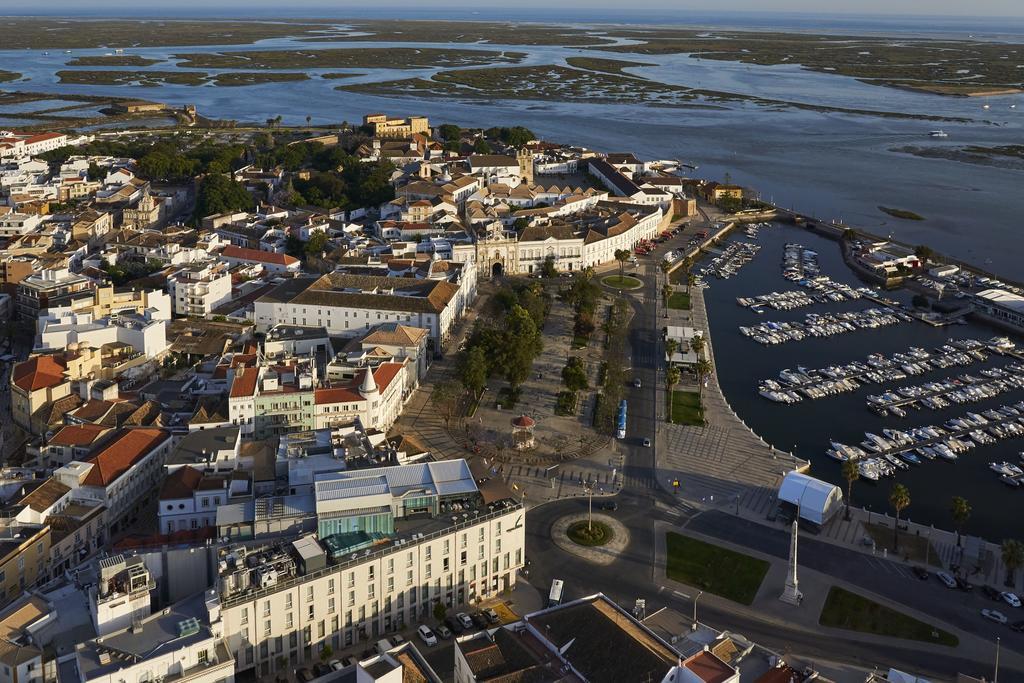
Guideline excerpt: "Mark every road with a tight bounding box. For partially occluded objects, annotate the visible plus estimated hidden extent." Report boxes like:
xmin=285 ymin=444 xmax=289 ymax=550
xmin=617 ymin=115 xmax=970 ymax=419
xmin=523 ymin=212 xmax=1023 ymax=680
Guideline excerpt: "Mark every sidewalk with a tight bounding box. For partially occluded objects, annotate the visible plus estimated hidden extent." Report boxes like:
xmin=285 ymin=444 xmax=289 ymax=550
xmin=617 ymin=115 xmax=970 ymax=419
xmin=652 ymin=519 xmax=1024 ymax=675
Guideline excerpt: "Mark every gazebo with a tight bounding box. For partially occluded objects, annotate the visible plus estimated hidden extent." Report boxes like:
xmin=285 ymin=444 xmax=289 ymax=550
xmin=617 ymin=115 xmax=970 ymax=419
xmin=511 ymin=414 xmax=536 ymax=450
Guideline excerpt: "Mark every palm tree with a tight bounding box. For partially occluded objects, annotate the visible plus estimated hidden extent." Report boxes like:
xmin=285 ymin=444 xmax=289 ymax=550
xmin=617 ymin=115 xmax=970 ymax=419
xmin=889 ymin=483 xmax=910 ymax=552
xmin=842 ymin=459 xmax=859 ymax=521
xmin=306 ymin=115 xmax=312 ymax=128
xmin=694 ymin=359 xmax=712 ymax=399
xmin=666 ymin=366 xmax=681 ymax=423
xmin=950 ymin=496 xmax=971 ymax=548
xmin=662 ymin=283 xmax=673 ymax=306
xmin=1002 ymin=539 xmax=1024 ymax=588
xmin=689 ymin=334 xmax=706 ymax=360
xmin=664 ymin=338 xmax=678 ymax=367
xmin=686 ymin=272 xmax=697 ymax=296
xmin=614 ymin=249 xmax=630 ymax=279
xmin=659 ymin=259 xmax=671 ymax=276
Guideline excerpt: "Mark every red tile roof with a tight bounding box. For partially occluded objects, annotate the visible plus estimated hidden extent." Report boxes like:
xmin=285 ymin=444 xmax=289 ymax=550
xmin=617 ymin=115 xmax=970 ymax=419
xmin=683 ymin=652 xmax=736 ymax=683
xmin=221 ymin=245 xmax=299 ymax=266
xmin=12 ymin=356 xmax=67 ymax=392
xmin=229 ymin=367 xmax=259 ymax=399
xmin=315 ymin=386 xmax=362 ymax=405
xmin=48 ymin=424 xmax=109 ymax=447
xmin=160 ymin=465 xmax=204 ymax=500
xmin=373 ymin=362 xmax=404 ymax=392
xmin=84 ymin=428 xmax=170 ymax=487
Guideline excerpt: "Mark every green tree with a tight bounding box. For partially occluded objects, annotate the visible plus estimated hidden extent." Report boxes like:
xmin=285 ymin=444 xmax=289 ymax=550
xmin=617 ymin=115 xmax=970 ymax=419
xmin=459 ymin=346 xmax=489 ymax=398
xmin=305 ymin=231 xmax=329 ymax=256
xmin=86 ymin=162 xmax=105 ymax=182
xmin=195 ymin=173 xmax=253 ymax=219
xmin=614 ymin=249 xmax=630 ymax=278
xmin=914 ymin=244 xmax=934 ymax=263
xmin=687 ymin=272 xmax=697 ymax=297
xmin=438 ymin=123 xmax=461 ymax=141
xmin=950 ymin=496 xmax=971 ymax=548
xmin=319 ymin=644 xmax=333 ymax=661
xmin=689 ymin=334 xmax=705 ymax=360
xmin=432 ymin=601 xmax=448 ymax=624
xmin=306 ymin=115 xmax=312 ymax=128
xmin=664 ymin=338 xmax=678 ymax=366
xmin=842 ymin=228 xmax=858 ymax=241
xmin=541 ymin=255 xmax=557 ymax=278
xmin=501 ymin=304 xmax=542 ymax=389
xmin=661 ymin=283 xmax=673 ymax=306
xmin=694 ymin=359 xmax=712 ymax=399
xmin=1002 ymin=539 xmax=1024 ymax=587
xmin=561 ymin=357 xmax=589 ymax=392
xmin=666 ymin=365 xmax=681 ymax=423
xmin=473 ymin=137 xmax=492 ymax=154
xmin=842 ymin=459 xmax=859 ymax=521
xmin=889 ymin=483 xmax=911 ymax=552
xmin=430 ymin=380 xmax=462 ymax=428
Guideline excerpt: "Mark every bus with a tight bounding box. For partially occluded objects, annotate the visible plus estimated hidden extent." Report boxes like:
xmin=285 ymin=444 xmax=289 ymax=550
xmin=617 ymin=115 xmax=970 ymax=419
xmin=549 ymin=579 xmax=564 ymax=607
xmin=616 ymin=400 xmax=627 ymax=439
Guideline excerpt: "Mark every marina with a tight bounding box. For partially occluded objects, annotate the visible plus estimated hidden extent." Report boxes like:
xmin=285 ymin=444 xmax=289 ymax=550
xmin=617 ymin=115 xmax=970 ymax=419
xmin=757 ymin=337 xmax=1014 ymax=403
xmin=736 ymin=276 xmax=865 ymax=312
xmin=825 ymin=400 xmax=1024 ymax=488
xmin=699 ymin=240 xmax=761 ymax=280
xmin=866 ymin=362 xmax=1024 ymax=414
xmin=739 ymin=306 xmax=910 ymax=345
xmin=706 ymin=221 xmax=1024 ymax=541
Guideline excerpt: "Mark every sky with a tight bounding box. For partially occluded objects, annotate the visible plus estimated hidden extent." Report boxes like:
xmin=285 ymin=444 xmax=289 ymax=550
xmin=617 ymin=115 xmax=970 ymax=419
xmin=18 ymin=1 xmax=1024 ymax=18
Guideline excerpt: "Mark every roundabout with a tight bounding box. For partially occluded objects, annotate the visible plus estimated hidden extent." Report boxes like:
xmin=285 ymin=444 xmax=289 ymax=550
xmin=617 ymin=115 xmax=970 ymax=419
xmin=551 ymin=512 xmax=630 ymax=565
xmin=601 ymin=274 xmax=643 ymax=290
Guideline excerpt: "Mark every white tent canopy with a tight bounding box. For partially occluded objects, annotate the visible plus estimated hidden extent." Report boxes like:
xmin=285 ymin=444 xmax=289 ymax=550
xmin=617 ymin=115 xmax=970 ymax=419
xmin=778 ymin=471 xmax=843 ymax=526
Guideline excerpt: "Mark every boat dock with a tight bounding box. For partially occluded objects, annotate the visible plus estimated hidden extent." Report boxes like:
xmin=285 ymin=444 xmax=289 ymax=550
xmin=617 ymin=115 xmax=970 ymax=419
xmin=758 ymin=337 xmax=1013 ymax=403
xmin=826 ymin=400 xmax=1024 ymax=487
xmin=867 ymin=362 xmax=1024 ymax=413
xmin=740 ymin=306 xmax=911 ymax=346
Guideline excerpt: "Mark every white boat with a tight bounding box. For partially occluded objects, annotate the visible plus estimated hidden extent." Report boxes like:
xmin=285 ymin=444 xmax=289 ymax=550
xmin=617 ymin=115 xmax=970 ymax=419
xmin=928 ymin=130 xmax=949 ymax=138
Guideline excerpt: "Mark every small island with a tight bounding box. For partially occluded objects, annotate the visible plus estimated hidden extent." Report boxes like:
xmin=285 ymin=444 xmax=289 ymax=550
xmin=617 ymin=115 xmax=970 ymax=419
xmin=878 ymin=206 xmax=925 ymax=221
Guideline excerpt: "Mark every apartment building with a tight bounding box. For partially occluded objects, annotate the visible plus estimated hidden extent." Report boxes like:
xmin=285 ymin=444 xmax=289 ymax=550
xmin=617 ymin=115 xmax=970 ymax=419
xmin=216 ymin=463 xmax=524 ymax=679
xmin=0 ymin=212 xmax=42 ymax=238
xmin=167 ymin=261 xmax=233 ymax=317
xmin=158 ymin=466 xmax=251 ymax=535
xmin=0 ymin=521 xmax=50 ymax=607
xmin=15 ymin=266 xmax=93 ymax=320
xmin=10 ymin=355 xmax=72 ymax=434
xmin=53 ymin=428 xmax=173 ymax=534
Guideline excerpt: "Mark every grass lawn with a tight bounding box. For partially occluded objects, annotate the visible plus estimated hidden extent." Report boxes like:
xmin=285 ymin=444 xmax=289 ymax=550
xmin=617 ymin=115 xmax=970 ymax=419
xmin=668 ymin=390 xmax=704 ymax=425
xmin=571 ymin=333 xmax=590 ymax=349
xmin=567 ymin=520 xmax=613 ymax=546
xmin=667 ymin=292 xmax=691 ymax=310
xmin=665 ymin=533 xmax=769 ymax=604
xmin=601 ymin=275 xmax=642 ymax=289
xmin=819 ymin=587 xmax=958 ymax=646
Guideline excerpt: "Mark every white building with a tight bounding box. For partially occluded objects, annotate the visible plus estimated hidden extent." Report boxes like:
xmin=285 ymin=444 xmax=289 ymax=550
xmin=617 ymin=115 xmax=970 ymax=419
xmin=218 ymin=245 xmax=302 ymax=273
xmin=159 ymin=465 xmax=251 ymax=534
xmin=254 ymin=272 xmax=473 ymax=353
xmin=0 ymin=212 xmax=42 ymax=237
xmin=54 ymin=428 xmax=173 ymax=533
xmin=75 ymin=588 xmax=235 ymax=683
xmin=167 ymin=261 xmax=234 ymax=317
xmin=972 ymin=288 xmax=1024 ymax=333
xmin=216 ymin=479 xmax=524 ymax=678
xmin=35 ymin=308 xmax=170 ymax=359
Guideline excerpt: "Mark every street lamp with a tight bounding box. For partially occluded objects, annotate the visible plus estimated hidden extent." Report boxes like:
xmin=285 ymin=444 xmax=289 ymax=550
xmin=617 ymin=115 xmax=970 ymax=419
xmin=583 ymin=480 xmax=595 ymax=531
xmin=692 ymin=590 xmax=703 ymax=629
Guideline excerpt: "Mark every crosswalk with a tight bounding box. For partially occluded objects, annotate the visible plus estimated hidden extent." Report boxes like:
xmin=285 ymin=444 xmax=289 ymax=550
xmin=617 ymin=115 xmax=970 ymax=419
xmin=662 ymin=500 xmax=698 ymax=525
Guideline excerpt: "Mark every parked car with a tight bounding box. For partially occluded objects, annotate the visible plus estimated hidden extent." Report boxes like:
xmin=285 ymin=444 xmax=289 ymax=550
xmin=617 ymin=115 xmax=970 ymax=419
xmin=375 ymin=638 xmax=394 ymax=655
xmin=1001 ymin=592 xmax=1022 ymax=608
xmin=471 ymin=612 xmax=489 ymax=629
xmin=435 ymin=624 xmax=452 ymax=640
xmin=417 ymin=625 xmax=438 ymax=647
xmin=642 ymin=438 xmax=651 ymax=448
xmin=444 ymin=616 xmax=464 ymax=635
xmin=983 ymin=585 xmax=1003 ymax=601
xmin=482 ymin=607 xmax=500 ymax=624
xmin=297 ymin=669 xmax=316 ymax=682
xmin=935 ymin=571 xmax=957 ymax=589
xmin=633 ymin=378 xmax=642 ymax=389
xmin=598 ymin=501 xmax=618 ymax=511
xmin=328 ymin=660 xmax=344 ymax=672
xmin=912 ymin=566 xmax=929 ymax=581
xmin=954 ymin=576 xmax=974 ymax=592
xmin=456 ymin=612 xmax=474 ymax=630
xmin=982 ymin=608 xmax=1008 ymax=624
xmin=1011 ymin=620 xmax=1024 ymax=632
xmin=313 ymin=663 xmax=332 ymax=677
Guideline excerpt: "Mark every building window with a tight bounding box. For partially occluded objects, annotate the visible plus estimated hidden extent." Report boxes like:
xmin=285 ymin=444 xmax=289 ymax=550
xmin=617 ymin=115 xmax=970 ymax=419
xmin=328 ymin=579 xmax=335 ymax=595
xmin=308 ymin=604 xmax=314 ymax=620
xmin=241 ymin=608 xmax=248 ymax=625
xmin=286 ymin=613 xmax=293 ymax=629
xmin=286 ymin=594 xmax=293 ymax=609
xmin=328 ymin=597 xmax=335 ymax=614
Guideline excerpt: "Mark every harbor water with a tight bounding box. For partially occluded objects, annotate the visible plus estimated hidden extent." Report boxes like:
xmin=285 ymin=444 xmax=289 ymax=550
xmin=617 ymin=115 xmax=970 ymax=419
xmin=704 ymin=223 xmax=1024 ymax=542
